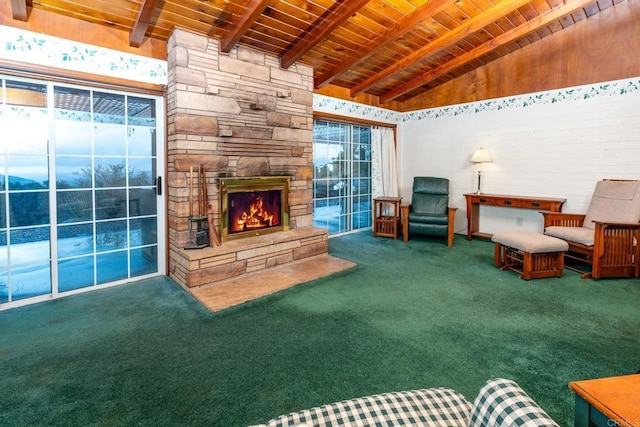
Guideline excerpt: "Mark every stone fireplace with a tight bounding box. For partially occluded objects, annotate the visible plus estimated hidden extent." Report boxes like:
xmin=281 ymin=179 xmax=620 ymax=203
xmin=166 ymin=29 xmax=328 ymax=290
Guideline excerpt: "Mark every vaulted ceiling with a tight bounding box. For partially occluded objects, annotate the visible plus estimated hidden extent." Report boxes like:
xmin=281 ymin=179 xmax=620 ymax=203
xmin=8 ymin=0 xmax=627 ymax=105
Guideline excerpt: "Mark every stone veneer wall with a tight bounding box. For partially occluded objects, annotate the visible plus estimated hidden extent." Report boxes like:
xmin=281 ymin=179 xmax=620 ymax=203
xmin=166 ymin=28 xmax=316 ymax=283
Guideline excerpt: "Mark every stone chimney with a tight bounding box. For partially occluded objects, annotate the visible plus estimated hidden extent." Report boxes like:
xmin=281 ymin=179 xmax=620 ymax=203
xmin=165 ymin=28 xmax=315 ymax=276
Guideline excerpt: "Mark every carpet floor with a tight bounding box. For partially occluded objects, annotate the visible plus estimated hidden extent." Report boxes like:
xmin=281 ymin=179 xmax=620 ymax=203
xmin=1 ymin=231 xmax=639 ymax=426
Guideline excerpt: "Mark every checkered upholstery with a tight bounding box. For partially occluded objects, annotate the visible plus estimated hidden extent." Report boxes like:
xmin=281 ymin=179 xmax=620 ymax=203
xmin=467 ymin=379 xmax=559 ymax=427
xmin=251 ymin=387 xmax=472 ymax=427
xmin=250 ymin=378 xmax=559 ymax=427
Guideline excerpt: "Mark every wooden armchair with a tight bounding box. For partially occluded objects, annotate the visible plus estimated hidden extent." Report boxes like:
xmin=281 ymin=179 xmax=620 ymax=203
xmin=542 ymin=180 xmax=640 ymax=279
xmin=401 ymin=177 xmax=457 ymax=247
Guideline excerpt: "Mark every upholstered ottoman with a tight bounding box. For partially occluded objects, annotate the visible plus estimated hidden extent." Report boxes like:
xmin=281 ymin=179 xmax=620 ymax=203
xmin=492 ymin=230 xmax=569 ymax=280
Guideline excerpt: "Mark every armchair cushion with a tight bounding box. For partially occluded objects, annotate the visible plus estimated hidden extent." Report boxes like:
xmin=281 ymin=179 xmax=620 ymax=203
xmin=583 ymin=180 xmax=640 ymax=229
xmin=412 ymin=194 xmax=448 ymax=215
xmin=413 ymin=176 xmax=449 ymax=195
xmin=544 ymin=226 xmax=594 ymax=246
xmin=408 ymin=212 xmax=449 ymax=225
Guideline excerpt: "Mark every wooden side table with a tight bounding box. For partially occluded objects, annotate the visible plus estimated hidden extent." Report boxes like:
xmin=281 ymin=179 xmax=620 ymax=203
xmin=569 ymin=374 xmax=640 ymax=427
xmin=373 ymin=196 xmax=402 ymax=239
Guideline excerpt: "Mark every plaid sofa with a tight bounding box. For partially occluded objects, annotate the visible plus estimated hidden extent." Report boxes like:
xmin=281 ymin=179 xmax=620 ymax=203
xmin=250 ymin=378 xmax=559 ymax=427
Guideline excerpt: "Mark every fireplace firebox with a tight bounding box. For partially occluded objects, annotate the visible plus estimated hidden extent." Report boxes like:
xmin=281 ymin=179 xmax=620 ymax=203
xmin=219 ymin=176 xmax=290 ymax=241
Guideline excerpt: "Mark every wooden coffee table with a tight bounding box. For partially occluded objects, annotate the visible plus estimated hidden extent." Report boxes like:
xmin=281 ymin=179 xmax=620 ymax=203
xmin=569 ymin=374 xmax=640 ymax=426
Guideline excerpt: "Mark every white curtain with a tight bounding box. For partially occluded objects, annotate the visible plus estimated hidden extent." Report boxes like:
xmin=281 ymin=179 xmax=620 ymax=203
xmin=371 ymin=126 xmax=398 ymax=198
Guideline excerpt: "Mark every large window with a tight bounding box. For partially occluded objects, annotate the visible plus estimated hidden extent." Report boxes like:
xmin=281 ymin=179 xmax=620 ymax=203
xmin=0 ymin=76 xmax=165 ymax=308
xmin=313 ymin=120 xmax=372 ymax=235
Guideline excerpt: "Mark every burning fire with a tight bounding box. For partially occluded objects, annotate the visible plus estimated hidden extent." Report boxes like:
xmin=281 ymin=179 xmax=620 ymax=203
xmin=236 ymin=195 xmax=274 ymax=230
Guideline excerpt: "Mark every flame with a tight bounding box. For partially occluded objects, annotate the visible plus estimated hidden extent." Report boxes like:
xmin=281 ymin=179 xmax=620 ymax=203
xmin=235 ymin=195 xmax=274 ymax=230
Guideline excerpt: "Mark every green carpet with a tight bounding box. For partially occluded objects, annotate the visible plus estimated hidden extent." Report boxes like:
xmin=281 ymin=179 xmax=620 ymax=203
xmin=1 ymin=231 xmax=639 ymax=426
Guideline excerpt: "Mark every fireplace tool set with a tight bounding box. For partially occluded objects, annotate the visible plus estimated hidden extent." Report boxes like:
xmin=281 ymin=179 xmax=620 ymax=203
xmin=185 ymin=164 xmax=221 ymax=249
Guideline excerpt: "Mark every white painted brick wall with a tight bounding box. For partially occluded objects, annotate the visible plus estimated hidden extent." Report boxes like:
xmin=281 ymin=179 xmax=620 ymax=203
xmin=398 ymin=81 xmax=640 ymax=236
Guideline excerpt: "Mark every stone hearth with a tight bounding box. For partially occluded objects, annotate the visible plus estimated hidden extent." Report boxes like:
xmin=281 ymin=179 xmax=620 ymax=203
xmin=190 ymin=254 xmax=356 ymax=312
xmin=172 ymin=227 xmax=328 ymax=288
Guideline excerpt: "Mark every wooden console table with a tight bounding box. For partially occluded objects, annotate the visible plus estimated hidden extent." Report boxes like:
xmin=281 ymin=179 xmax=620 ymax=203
xmin=464 ymin=193 xmax=566 ymax=240
xmin=569 ymin=374 xmax=640 ymax=427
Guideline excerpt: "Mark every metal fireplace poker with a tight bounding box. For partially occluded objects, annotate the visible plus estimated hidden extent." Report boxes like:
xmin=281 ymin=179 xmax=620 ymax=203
xmin=185 ymin=164 xmax=221 ymax=249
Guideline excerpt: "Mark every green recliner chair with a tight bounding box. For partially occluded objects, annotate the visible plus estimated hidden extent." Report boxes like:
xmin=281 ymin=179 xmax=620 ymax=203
xmin=401 ymin=177 xmax=457 ymax=247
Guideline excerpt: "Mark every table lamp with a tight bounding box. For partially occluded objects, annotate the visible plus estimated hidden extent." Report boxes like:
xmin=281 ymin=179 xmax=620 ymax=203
xmin=471 ymin=148 xmax=492 ymax=194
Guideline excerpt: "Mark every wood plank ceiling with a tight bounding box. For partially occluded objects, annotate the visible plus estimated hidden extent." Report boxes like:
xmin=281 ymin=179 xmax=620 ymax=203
xmin=9 ymin=0 xmax=626 ymax=104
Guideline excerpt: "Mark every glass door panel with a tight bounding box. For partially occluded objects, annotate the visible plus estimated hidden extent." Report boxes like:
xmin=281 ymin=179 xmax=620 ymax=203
xmin=9 ymin=229 xmax=51 ymax=299
xmin=58 ymin=256 xmax=95 ymax=292
xmin=352 ymin=126 xmax=372 ymax=230
xmin=54 ymin=87 xmax=161 ymax=292
xmin=313 ymin=120 xmax=372 ymax=236
xmin=127 ymin=96 xmax=158 ymax=277
xmin=1 ymin=80 xmax=51 ymax=302
xmin=54 ymin=86 xmax=95 ymax=292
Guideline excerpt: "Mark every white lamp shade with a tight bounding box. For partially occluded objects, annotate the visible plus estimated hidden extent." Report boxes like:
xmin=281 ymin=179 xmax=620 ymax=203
xmin=471 ymin=148 xmax=492 ymax=163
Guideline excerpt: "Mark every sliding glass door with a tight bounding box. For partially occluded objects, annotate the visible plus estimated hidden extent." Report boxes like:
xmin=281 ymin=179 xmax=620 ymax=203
xmin=313 ymin=120 xmax=372 ymax=235
xmin=0 ymin=77 xmax=165 ymax=307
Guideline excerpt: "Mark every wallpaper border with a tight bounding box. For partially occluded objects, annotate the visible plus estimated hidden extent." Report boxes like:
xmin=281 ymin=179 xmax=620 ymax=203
xmin=0 ymin=25 xmax=167 ymax=85
xmin=314 ymin=77 xmax=640 ymax=123
xmin=313 ymin=94 xmax=400 ymax=124
xmin=402 ymin=78 xmax=640 ymax=121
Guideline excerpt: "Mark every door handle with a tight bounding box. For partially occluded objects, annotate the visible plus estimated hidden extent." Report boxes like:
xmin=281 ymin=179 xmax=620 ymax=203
xmin=155 ymin=176 xmax=162 ymax=195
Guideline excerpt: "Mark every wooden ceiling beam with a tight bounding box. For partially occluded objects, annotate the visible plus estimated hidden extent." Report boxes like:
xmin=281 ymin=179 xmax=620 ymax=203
xmin=130 ymin=0 xmax=161 ymax=48
xmin=315 ymin=0 xmax=451 ymax=89
xmin=280 ymin=0 xmax=370 ymax=69
xmin=379 ymin=0 xmax=600 ymax=103
xmin=10 ymin=0 xmax=32 ymax=22
xmin=220 ymin=0 xmax=271 ymax=53
xmin=350 ymin=0 xmax=533 ymax=97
